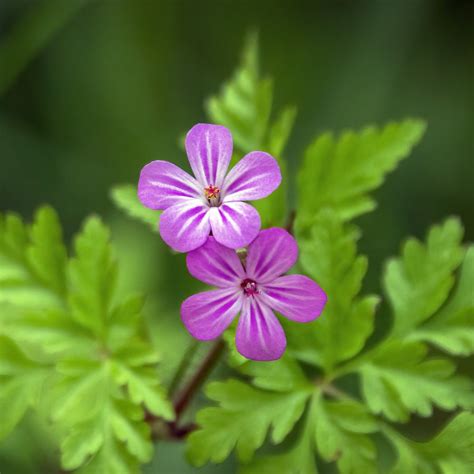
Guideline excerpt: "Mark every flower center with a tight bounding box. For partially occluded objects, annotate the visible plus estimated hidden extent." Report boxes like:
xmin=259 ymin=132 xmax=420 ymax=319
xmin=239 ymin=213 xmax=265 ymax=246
xmin=241 ymin=278 xmax=259 ymax=296
xmin=204 ymin=185 xmax=220 ymax=206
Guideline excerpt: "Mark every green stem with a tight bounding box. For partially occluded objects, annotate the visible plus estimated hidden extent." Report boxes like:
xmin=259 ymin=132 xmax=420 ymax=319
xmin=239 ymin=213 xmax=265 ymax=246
xmin=316 ymin=380 xmax=407 ymax=446
xmin=318 ymin=380 xmax=353 ymax=400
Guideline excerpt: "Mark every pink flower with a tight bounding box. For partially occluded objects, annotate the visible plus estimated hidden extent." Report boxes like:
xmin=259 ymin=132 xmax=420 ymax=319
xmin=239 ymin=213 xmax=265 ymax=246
xmin=138 ymin=124 xmax=282 ymax=252
xmin=181 ymin=228 xmax=327 ymax=361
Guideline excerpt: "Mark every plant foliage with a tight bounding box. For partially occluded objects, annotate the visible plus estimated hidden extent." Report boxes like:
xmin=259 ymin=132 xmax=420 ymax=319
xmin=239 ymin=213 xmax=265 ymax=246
xmin=0 ymin=208 xmax=173 ymax=473
xmin=184 ymin=34 xmax=473 ymax=474
xmin=2 ymin=33 xmax=472 ymax=474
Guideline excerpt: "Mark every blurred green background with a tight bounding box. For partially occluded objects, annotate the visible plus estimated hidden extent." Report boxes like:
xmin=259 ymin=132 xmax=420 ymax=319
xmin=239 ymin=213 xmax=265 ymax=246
xmin=0 ymin=0 xmax=472 ymax=472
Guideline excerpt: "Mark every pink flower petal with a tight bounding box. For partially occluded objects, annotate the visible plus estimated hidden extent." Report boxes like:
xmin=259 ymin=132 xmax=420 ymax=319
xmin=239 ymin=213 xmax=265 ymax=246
xmin=260 ymin=275 xmax=327 ymax=322
xmin=181 ymin=288 xmax=242 ymax=340
xmin=236 ymin=297 xmax=286 ymax=361
xmin=222 ymin=151 xmax=282 ymax=202
xmin=185 ymin=124 xmax=233 ymax=188
xmin=186 ymin=237 xmax=246 ymax=288
xmin=158 ymin=199 xmax=211 ymax=252
xmin=246 ymin=228 xmax=298 ymax=283
xmin=209 ymin=202 xmax=261 ymax=250
xmin=138 ymin=160 xmax=201 ymax=210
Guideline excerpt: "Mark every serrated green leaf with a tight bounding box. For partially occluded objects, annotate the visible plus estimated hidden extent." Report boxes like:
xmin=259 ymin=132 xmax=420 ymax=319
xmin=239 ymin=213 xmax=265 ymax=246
xmin=55 ymin=359 xmax=155 ymax=472
xmin=27 ymin=206 xmax=67 ymax=296
xmin=0 ymin=336 xmax=50 ymax=439
xmin=223 ymin=322 xmax=248 ymax=368
xmin=252 ymin=152 xmax=288 ymax=227
xmin=68 ymin=216 xmax=117 ymax=337
xmin=206 ymin=32 xmax=272 ymax=153
xmin=238 ymin=354 xmax=310 ymax=392
xmin=289 ymin=210 xmax=377 ymax=370
xmin=266 ymin=105 xmax=297 ymax=157
xmin=0 ymin=212 xmax=29 ymax=260
xmin=61 ymin=397 xmax=148 ymax=474
xmin=1 ymin=305 xmax=94 ymax=358
xmin=106 ymin=294 xmax=146 ymax=352
xmin=359 ymin=341 xmax=474 ymax=422
xmin=186 ymin=379 xmax=311 ymax=466
xmin=0 ymin=209 xmax=62 ymax=309
xmin=110 ymin=184 xmax=159 ymax=230
xmin=205 ymin=33 xmax=295 ymax=227
xmin=61 ymin=419 xmax=104 ymax=470
xmin=110 ymin=362 xmax=174 ymax=420
xmin=297 ymin=119 xmax=426 ymax=228
xmin=386 ymin=412 xmax=474 ymax=474
xmin=0 ymin=207 xmax=172 ymax=472
xmin=111 ymin=399 xmax=153 ymax=462
xmin=253 ymin=105 xmax=296 ymax=227
xmin=408 ymin=246 xmax=474 ymax=355
xmin=313 ymin=395 xmax=378 ymax=474
xmin=385 ymin=217 xmax=465 ymax=337
xmin=76 ymin=434 xmax=140 ymax=474
xmin=240 ymin=423 xmax=317 ymax=474
xmin=52 ymin=361 xmax=109 ymax=423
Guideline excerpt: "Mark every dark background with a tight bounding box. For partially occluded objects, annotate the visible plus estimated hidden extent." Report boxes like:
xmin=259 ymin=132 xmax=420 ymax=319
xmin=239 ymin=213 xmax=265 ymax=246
xmin=1 ymin=0 xmax=472 ymax=293
xmin=0 ymin=0 xmax=472 ymax=472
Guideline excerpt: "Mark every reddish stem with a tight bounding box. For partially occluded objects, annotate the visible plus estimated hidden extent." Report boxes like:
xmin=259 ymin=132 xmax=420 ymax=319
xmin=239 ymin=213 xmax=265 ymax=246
xmin=285 ymin=209 xmax=296 ymax=235
xmin=173 ymin=339 xmax=225 ymax=421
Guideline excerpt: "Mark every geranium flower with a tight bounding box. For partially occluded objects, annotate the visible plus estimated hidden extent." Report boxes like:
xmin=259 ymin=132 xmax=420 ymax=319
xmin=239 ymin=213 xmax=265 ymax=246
xmin=138 ymin=124 xmax=281 ymax=252
xmin=181 ymin=228 xmax=327 ymax=361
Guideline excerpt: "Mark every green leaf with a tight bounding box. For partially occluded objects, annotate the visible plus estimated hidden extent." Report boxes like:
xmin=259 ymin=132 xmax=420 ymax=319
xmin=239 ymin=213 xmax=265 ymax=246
xmin=241 ymin=394 xmax=379 ymax=474
xmin=206 ymin=32 xmax=272 ymax=153
xmin=205 ymin=33 xmax=296 ymax=227
xmin=266 ymin=105 xmax=297 ymax=157
xmin=408 ymin=246 xmax=474 ymax=355
xmin=0 ymin=212 xmax=29 ymax=260
xmin=240 ymin=423 xmax=317 ymax=474
xmin=289 ymin=210 xmax=377 ymax=370
xmin=1 ymin=307 xmax=94 ymax=356
xmin=53 ymin=214 xmax=172 ymax=471
xmin=385 ymin=217 xmax=465 ymax=337
xmin=297 ymin=119 xmax=426 ymax=228
xmin=186 ymin=379 xmax=311 ymax=466
xmin=110 ymin=184 xmax=159 ymax=231
xmin=110 ymin=362 xmax=174 ymax=420
xmin=106 ymin=294 xmax=146 ymax=352
xmin=252 ymin=153 xmax=288 ymax=227
xmin=253 ymin=105 xmax=296 ymax=227
xmin=53 ymin=345 xmax=171 ymax=472
xmin=26 ymin=206 xmax=67 ymax=296
xmin=313 ymin=396 xmax=378 ymax=474
xmin=0 ymin=207 xmax=173 ymax=472
xmin=68 ymin=216 xmax=117 ymax=337
xmin=61 ymin=418 xmax=103 ymax=471
xmin=0 ymin=209 xmax=62 ymax=309
xmin=238 ymin=354 xmax=310 ymax=392
xmin=359 ymin=341 xmax=474 ymax=422
xmin=0 ymin=336 xmax=50 ymax=439
xmin=55 ymin=359 xmax=154 ymax=473
xmin=76 ymin=436 xmax=140 ymax=474
xmin=386 ymin=412 xmax=474 ymax=474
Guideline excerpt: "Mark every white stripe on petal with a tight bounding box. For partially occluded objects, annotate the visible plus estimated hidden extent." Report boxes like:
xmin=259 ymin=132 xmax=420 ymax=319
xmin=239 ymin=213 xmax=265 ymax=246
xmin=235 ymin=297 xmax=286 ymax=361
xmin=185 ymin=124 xmax=233 ymax=187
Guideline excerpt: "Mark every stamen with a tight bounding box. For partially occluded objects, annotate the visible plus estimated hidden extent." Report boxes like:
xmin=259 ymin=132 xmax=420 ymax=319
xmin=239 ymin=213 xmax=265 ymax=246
xmin=241 ymin=278 xmax=259 ymax=296
xmin=204 ymin=185 xmax=220 ymax=200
